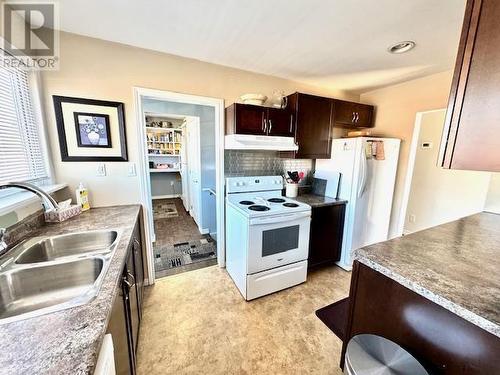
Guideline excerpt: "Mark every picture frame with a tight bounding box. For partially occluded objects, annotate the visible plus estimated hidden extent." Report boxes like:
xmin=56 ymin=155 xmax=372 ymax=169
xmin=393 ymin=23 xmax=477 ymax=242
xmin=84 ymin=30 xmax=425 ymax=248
xmin=53 ymin=96 xmax=128 ymax=161
xmin=73 ymin=112 xmax=112 ymax=148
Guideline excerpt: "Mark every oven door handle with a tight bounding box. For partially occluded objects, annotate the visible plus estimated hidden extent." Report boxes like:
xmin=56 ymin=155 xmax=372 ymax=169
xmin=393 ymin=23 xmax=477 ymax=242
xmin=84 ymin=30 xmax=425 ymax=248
xmin=249 ymin=212 xmax=311 ymax=226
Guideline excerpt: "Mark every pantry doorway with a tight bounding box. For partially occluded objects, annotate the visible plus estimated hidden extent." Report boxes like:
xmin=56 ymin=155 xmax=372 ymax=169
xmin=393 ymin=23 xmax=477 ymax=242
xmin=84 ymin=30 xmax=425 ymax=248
xmin=133 ymin=88 xmax=225 ymax=284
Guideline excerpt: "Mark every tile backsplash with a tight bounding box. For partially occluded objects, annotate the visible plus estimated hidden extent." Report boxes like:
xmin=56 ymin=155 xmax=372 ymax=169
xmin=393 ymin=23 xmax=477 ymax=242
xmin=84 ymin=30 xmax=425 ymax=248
xmin=224 ymin=150 xmax=314 ymax=185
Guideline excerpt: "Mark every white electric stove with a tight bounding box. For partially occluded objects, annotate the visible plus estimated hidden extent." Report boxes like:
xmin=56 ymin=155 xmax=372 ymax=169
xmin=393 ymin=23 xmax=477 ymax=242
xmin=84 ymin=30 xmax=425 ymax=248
xmin=225 ymin=175 xmax=311 ymax=300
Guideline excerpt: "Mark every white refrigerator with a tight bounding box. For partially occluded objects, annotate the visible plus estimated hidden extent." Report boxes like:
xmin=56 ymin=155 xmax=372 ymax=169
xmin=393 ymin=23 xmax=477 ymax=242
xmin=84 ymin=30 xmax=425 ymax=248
xmin=315 ymin=137 xmax=401 ymax=270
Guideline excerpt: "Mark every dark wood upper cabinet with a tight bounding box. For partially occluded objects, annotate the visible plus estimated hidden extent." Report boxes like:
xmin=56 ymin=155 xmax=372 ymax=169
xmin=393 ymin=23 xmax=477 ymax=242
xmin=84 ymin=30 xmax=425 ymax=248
xmin=441 ymin=0 xmax=500 ymax=172
xmin=226 ymin=103 xmax=293 ymax=137
xmin=333 ymin=100 xmax=374 ymax=128
xmin=288 ymin=92 xmax=334 ymax=159
xmin=267 ymin=107 xmax=294 ymax=136
xmin=226 ymin=103 xmax=266 ymax=135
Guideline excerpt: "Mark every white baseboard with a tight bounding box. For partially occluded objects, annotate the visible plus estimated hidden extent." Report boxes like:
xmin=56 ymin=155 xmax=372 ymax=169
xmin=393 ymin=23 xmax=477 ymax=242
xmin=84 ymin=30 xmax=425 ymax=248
xmin=152 ymin=194 xmax=181 ymax=200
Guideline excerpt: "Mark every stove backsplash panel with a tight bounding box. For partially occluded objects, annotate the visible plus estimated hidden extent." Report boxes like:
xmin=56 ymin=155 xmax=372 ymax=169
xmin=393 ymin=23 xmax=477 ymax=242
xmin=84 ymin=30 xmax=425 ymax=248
xmin=224 ymin=150 xmax=314 ymax=185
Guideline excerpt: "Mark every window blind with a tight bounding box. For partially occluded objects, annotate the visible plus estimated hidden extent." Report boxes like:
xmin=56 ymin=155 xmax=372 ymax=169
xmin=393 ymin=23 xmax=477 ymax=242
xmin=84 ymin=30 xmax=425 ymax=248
xmin=0 ymin=66 xmax=48 ymax=185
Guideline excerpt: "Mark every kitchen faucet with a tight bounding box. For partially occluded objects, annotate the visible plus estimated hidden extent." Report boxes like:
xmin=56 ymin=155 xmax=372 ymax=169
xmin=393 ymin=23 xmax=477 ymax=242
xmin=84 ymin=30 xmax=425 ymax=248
xmin=0 ymin=182 xmax=59 ymax=255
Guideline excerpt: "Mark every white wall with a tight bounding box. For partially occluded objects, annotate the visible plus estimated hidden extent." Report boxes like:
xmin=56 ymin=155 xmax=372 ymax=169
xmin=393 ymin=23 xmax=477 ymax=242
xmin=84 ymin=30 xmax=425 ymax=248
xmin=404 ymin=110 xmax=491 ymax=233
xmin=485 ymin=173 xmax=500 ymax=214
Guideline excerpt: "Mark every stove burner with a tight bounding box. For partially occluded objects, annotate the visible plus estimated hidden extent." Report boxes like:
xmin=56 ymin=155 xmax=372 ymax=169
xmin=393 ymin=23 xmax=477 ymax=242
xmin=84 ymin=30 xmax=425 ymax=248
xmin=239 ymin=200 xmax=254 ymax=205
xmin=268 ymin=198 xmax=286 ymax=203
xmin=283 ymin=202 xmax=299 ymax=208
xmin=248 ymin=205 xmax=270 ymax=211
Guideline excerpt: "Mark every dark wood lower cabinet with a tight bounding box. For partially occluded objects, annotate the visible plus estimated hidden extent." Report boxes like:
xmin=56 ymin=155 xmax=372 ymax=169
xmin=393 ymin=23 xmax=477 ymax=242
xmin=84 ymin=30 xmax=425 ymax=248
xmin=308 ymin=204 xmax=345 ymax=268
xmin=342 ymin=261 xmax=500 ymax=374
xmin=107 ymin=219 xmax=145 ymax=375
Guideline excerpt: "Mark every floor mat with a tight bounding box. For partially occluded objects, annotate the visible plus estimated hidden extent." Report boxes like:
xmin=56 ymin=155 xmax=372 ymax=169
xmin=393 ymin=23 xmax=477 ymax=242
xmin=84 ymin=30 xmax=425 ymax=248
xmin=153 ymin=202 xmax=178 ymax=219
xmin=154 ymin=236 xmax=216 ymax=277
xmin=315 ymin=297 xmax=350 ymax=341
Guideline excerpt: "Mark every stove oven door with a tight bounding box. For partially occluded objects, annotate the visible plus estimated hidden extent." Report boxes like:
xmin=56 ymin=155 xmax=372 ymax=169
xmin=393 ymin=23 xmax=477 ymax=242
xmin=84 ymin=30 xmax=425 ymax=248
xmin=247 ymin=211 xmax=311 ymax=274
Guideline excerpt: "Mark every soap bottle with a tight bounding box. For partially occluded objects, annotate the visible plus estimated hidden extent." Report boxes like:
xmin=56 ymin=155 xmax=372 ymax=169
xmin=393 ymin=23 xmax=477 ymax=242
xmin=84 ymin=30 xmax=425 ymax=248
xmin=76 ymin=182 xmax=90 ymax=211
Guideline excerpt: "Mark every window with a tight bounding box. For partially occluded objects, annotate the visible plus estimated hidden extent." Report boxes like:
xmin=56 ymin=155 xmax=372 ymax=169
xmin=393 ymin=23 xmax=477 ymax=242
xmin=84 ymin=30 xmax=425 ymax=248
xmin=0 ymin=65 xmax=48 ymax=185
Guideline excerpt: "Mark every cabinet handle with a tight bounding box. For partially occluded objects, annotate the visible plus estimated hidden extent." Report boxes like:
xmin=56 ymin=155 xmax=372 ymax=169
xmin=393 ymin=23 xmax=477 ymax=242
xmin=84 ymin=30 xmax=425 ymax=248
xmin=289 ymin=114 xmax=293 ymax=133
xmin=268 ymin=119 xmax=272 ymax=133
xmin=352 ymin=112 xmax=356 ymax=123
xmin=262 ymin=112 xmax=265 ymax=132
xmin=127 ymin=271 xmax=136 ymax=282
xmin=264 ymin=119 xmax=268 ymax=133
xmin=356 ymin=112 xmax=360 ymax=123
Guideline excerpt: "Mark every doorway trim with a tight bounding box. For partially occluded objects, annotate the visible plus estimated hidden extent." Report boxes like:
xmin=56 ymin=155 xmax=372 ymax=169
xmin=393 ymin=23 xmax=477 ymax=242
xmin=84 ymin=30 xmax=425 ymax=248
xmin=133 ymin=87 xmax=225 ymax=285
xmin=396 ymin=108 xmax=446 ymax=237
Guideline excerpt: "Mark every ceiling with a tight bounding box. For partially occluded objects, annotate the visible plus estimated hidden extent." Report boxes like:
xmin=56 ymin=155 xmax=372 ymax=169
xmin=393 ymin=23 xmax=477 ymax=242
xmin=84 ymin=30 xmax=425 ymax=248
xmin=57 ymin=0 xmax=466 ymax=93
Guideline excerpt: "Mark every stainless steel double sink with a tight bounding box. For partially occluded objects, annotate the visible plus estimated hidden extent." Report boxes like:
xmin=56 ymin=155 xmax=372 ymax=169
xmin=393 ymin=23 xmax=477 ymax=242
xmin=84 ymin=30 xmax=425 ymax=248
xmin=0 ymin=230 xmax=119 ymax=324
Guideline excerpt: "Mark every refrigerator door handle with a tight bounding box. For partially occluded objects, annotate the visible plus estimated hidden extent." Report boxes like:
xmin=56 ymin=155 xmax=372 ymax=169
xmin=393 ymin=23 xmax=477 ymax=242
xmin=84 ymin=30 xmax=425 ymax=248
xmin=358 ymin=152 xmax=368 ymax=198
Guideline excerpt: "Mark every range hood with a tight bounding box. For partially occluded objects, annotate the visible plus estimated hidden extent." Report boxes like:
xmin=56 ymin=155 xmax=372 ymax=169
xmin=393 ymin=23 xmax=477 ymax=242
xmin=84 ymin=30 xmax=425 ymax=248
xmin=225 ymin=134 xmax=298 ymax=151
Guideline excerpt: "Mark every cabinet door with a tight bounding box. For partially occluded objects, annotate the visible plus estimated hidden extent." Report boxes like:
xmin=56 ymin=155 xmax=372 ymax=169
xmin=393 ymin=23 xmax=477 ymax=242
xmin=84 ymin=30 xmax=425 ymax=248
xmin=333 ymin=100 xmax=374 ymax=128
xmin=308 ymin=204 xmax=345 ymax=268
xmin=267 ymin=107 xmax=294 ymax=136
xmin=441 ymin=0 xmax=500 ymax=171
xmin=133 ymin=235 xmax=144 ymax=320
xmin=106 ymin=276 xmax=133 ymax=375
xmin=294 ymin=93 xmax=333 ymax=159
xmin=354 ymin=103 xmax=374 ymax=128
xmin=126 ymin=249 xmax=140 ymax=354
xmin=231 ymin=103 xmax=267 ymax=135
xmin=333 ymin=100 xmax=358 ymax=126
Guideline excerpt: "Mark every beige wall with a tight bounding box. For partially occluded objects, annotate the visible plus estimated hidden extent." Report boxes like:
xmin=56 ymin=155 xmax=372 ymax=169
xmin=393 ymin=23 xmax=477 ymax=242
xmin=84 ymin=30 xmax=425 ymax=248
xmin=404 ymin=110 xmax=491 ymax=233
xmin=485 ymin=173 xmax=500 ymax=214
xmin=360 ymin=70 xmax=454 ymax=238
xmin=41 ymin=32 xmax=355 ymax=207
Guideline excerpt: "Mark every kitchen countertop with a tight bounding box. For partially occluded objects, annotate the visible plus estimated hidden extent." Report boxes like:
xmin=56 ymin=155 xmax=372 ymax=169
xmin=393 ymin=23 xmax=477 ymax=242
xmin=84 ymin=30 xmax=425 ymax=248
xmin=355 ymin=212 xmax=500 ymax=338
xmin=293 ymin=193 xmax=347 ymax=208
xmin=0 ymin=205 xmax=141 ymax=375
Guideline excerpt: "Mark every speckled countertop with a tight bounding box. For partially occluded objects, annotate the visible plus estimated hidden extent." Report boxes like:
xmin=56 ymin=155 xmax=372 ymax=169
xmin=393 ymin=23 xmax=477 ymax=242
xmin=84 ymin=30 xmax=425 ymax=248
xmin=293 ymin=194 xmax=347 ymax=208
xmin=355 ymin=212 xmax=500 ymax=338
xmin=0 ymin=205 xmax=141 ymax=375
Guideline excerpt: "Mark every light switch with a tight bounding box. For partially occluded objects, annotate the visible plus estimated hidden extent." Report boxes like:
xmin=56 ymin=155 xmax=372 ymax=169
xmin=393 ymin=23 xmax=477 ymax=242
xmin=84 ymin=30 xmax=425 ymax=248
xmin=96 ymin=163 xmax=106 ymax=177
xmin=127 ymin=163 xmax=137 ymax=177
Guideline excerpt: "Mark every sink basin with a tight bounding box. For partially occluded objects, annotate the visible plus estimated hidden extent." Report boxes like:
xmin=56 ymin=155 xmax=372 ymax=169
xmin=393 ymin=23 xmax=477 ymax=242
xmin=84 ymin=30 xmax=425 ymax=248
xmin=0 ymin=257 xmax=104 ymax=322
xmin=15 ymin=230 xmax=118 ymax=264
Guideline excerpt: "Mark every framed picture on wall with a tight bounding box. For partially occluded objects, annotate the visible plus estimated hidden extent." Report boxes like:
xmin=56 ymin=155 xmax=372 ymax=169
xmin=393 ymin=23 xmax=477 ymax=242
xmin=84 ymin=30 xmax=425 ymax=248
xmin=53 ymin=96 xmax=128 ymax=161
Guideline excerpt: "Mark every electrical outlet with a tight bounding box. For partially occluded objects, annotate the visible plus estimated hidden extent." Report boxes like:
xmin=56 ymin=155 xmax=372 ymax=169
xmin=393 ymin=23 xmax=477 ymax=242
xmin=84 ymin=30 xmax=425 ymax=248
xmin=96 ymin=163 xmax=106 ymax=177
xmin=127 ymin=163 xmax=137 ymax=177
xmin=409 ymin=214 xmax=416 ymax=223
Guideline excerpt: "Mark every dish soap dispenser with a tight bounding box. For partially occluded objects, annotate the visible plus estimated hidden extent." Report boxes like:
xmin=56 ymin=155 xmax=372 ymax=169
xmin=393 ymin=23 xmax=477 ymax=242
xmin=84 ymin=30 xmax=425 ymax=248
xmin=76 ymin=182 xmax=90 ymax=211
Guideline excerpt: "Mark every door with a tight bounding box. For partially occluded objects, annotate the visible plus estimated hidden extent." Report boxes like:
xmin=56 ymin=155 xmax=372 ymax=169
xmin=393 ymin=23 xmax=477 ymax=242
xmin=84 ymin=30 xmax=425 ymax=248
xmin=294 ymin=93 xmax=333 ymax=159
xmin=234 ymin=103 xmax=267 ymax=135
xmin=186 ymin=118 xmax=202 ymax=228
xmin=180 ymin=123 xmax=189 ymax=211
xmin=351 ymin=138 xmax=400 ymax=250
xmin=247 ymin=211 xmax=311 ymax=274
xmin=267 ymin=107 xmax=294 ymax=136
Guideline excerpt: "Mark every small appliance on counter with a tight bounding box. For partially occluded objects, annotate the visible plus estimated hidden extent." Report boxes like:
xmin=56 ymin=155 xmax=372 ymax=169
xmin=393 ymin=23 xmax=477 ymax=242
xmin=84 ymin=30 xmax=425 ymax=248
xmin=225 ymin=175 xmax=311 ymax=300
